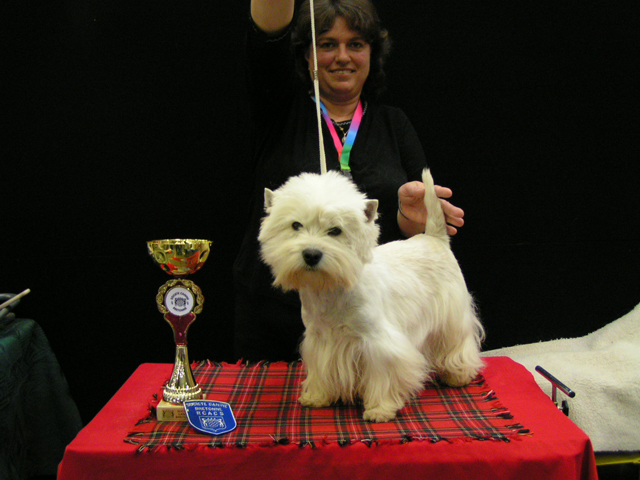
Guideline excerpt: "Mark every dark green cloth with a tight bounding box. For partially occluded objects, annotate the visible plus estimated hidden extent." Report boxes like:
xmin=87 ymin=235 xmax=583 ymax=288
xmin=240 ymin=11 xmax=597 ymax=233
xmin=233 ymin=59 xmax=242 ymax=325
xmin=1 ymin=294 xmax=82 ymax=480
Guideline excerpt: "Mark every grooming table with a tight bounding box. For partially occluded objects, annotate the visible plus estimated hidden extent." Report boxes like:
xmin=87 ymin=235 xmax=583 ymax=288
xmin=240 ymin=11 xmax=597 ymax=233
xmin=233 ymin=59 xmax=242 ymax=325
xmin=57 ymin=357 xmax=597 ymax=480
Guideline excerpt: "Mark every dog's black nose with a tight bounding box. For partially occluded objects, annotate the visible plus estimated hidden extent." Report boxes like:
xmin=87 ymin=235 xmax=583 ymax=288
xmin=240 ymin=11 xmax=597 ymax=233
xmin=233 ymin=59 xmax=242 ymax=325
xmin=302 ymin=249 xmax=323 ymax=267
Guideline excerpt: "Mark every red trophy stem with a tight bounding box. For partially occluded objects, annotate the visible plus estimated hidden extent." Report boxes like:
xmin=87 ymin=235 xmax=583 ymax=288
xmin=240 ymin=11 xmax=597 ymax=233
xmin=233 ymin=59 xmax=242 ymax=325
xmin=164 ymin=312 xmax=196 ymax=345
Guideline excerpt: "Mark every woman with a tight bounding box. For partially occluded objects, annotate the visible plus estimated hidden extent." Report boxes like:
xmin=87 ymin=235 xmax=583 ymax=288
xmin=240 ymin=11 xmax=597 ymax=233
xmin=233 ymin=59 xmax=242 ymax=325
xmin=234 ymin=0 xmax=464 ymax=361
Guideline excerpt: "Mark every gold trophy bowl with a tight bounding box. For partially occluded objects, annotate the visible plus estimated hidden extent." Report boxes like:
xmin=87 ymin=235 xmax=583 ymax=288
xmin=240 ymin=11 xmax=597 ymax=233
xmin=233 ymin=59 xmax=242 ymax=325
xmin=147 ymin=239 xmax=212 ymax=276
xmin=147 ymin=239 xmax=212 ymax=418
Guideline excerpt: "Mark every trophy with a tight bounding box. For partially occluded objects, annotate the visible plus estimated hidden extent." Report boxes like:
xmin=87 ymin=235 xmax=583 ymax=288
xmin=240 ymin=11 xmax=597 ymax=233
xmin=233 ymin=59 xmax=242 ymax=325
xmin=147 ymin=239 xmax=212 ymax=420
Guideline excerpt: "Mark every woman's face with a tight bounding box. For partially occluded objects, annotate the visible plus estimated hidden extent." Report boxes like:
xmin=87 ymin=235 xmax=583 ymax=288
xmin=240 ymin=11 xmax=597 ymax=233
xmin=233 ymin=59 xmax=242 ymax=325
xmin=306 ymin=16 xmax=371 ymax=104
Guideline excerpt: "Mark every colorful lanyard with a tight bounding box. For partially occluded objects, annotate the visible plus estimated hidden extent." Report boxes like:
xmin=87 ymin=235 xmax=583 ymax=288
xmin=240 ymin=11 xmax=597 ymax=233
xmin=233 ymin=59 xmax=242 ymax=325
xmin=314 ymin=99 xmax=363 ymax=176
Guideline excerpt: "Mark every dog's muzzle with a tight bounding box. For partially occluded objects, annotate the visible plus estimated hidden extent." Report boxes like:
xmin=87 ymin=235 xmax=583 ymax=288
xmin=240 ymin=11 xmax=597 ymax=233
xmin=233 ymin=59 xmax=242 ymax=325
xmin=302 ymin=248 xmax=323 ymax=268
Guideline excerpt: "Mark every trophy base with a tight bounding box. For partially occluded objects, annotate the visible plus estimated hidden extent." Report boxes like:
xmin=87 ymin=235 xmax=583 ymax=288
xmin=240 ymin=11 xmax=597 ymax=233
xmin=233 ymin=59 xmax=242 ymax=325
xmin=157 ymin=394 xmax=206 ymax=422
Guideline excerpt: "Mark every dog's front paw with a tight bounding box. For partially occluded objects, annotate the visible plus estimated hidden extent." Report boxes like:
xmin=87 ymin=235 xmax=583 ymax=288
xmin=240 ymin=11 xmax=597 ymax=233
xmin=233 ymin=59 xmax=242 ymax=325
xmin=440 ymin=370 xmax=474 ymax=387
xmin=362 ymin=405 xmax=397 ymax=423
xmin=299 ymin=390 xmax=332 ymax=408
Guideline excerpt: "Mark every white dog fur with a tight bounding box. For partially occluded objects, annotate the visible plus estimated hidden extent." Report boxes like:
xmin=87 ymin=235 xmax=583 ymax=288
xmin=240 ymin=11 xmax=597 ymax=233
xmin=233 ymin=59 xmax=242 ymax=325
xmin=258 ymin=169 xmax=484 ymax=422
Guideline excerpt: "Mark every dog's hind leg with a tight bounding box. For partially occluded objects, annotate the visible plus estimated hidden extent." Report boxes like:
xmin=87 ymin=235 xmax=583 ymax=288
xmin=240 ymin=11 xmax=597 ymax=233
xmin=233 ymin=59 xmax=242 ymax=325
xmin=434 ymin=306 xmax=484 ymax=387
xmin=360 ymin=331 xmax=429 ymax=422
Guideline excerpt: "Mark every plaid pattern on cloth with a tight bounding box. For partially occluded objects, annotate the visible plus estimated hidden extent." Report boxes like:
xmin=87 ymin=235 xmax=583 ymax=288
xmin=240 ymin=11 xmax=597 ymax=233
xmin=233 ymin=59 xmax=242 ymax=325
xmin=126 ymin=361 xmax=529 ymax=450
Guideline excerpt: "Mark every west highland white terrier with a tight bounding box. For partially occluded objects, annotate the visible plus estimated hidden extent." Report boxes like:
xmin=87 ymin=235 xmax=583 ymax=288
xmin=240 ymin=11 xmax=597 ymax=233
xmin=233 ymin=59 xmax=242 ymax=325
xmin=258 ymin=169 xmax=484 ymax=422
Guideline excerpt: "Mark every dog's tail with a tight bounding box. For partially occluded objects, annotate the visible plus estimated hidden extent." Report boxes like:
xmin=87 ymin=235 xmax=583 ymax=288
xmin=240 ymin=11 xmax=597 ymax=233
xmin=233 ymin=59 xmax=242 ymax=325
xmin=422 ymin=169 xmax=448 ymax=239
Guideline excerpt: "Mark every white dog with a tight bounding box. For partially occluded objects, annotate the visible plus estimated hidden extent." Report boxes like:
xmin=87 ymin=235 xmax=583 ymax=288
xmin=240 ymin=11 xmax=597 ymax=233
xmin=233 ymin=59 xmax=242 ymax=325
xmin=258 ymin=169 xmax=484 ymax=422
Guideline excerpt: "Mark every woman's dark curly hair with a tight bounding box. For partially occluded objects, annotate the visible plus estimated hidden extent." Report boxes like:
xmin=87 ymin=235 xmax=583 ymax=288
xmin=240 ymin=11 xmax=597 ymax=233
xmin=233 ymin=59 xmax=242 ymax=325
xmin=291 ymin=0 xmax=392 ymax=99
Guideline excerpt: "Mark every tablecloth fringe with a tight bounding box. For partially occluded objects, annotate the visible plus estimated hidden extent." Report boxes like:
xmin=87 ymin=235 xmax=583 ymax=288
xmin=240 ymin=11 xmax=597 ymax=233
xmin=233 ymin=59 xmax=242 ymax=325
xmin=126 ymin=427 xmax=529 ymax=453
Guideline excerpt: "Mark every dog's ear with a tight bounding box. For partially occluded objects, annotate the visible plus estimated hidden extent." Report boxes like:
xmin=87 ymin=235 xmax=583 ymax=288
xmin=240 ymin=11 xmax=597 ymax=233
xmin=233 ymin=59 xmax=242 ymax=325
xmin=364 ymin=200 xmax=378 ymax=223
xmin=264 ymin=188 xmax=275 ymax=211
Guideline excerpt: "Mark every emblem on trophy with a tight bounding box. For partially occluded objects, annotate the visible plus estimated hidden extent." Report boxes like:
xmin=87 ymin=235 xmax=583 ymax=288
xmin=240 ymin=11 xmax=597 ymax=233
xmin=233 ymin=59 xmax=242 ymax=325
xmin=147 ymin=239 xmax=212 ymax=417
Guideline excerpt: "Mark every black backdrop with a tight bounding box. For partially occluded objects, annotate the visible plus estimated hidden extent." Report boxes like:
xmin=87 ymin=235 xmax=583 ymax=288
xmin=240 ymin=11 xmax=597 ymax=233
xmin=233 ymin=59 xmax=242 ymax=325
xmin=4 ymin=0 xmax=638 ymax=424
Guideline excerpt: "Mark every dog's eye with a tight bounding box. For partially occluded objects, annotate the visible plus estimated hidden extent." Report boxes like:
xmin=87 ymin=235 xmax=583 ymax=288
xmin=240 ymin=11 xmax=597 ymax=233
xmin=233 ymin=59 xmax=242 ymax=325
xmin=327 ymin=227 xmax=342 ymax=237
xmin=292 ymin=222 xmax=303 ymax=231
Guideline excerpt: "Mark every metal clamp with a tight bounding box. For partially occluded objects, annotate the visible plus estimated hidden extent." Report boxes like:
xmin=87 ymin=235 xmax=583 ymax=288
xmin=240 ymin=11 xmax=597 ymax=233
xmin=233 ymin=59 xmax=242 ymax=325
xmin=535 ymin=366 xmax=575 ymax=416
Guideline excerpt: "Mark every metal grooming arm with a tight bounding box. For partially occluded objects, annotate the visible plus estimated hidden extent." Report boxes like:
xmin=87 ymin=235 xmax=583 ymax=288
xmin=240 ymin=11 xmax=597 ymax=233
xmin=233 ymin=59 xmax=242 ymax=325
xmin=535 ymin=366 xmax=576 ymax=416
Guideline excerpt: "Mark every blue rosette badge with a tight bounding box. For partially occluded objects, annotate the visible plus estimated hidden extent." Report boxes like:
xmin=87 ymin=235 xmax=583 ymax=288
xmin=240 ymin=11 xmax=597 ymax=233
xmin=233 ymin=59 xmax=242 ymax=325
xmin=184 ymin=400 xmax=237 ymax=436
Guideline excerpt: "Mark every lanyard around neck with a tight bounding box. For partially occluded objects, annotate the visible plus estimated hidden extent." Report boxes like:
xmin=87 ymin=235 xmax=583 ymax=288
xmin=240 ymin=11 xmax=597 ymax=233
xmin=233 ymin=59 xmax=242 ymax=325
xmin=314 ymin=99 xmax=363 ymax=176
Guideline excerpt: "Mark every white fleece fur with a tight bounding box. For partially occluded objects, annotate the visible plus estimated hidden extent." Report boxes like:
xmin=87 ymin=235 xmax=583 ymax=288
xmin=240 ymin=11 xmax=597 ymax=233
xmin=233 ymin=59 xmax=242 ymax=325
xmin=483 ymin=302 xmax=640 ymax=452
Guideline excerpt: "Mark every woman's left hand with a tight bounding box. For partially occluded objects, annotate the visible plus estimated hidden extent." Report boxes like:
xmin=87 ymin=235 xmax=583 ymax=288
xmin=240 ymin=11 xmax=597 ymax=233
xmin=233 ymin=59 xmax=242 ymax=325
xmin=397 ymin=181 xmax=465 ymax=237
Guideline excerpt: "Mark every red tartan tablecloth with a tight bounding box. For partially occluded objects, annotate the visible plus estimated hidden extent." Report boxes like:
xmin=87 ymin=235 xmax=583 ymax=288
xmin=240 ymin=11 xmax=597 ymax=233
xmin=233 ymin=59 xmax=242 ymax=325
xmin=126 ymin=360 xmax=526 ymax=448
xmin=58 ymin=357 xmax=597 ymax=480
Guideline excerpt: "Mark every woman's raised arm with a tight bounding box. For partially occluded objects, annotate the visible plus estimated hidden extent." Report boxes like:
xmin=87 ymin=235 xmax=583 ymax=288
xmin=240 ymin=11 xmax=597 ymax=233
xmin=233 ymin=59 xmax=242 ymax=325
xmin=250 ymin=0 xmax=295 ymax=34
